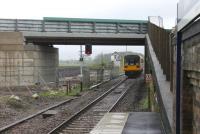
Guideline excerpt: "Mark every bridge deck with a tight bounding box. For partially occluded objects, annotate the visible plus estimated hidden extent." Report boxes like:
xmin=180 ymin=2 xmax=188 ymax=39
xmin=0 ymin=17 xmax=147 ymax=45
xmin=0 ymin=17 xmax=147 ymax=34
xmin=23 ymin=32 xmax=146 ymax=45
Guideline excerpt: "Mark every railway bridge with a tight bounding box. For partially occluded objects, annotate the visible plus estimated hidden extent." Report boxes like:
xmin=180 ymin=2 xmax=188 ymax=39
xmin=0 ymin=17 xmax=148 ymax=86
xmin=0 ymin=1 xmax=200 ymax=133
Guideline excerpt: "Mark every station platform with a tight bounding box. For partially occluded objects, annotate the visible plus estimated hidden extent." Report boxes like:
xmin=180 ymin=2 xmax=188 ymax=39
xmin=90 ymin=112 xmax=163 ymax=134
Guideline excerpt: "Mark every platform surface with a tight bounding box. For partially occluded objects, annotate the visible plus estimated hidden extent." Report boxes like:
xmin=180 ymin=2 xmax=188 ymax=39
xmin=122 ymin=112 xmax=162 ymax=134
xmin=90 ymin=112 xmax=163 ymax=134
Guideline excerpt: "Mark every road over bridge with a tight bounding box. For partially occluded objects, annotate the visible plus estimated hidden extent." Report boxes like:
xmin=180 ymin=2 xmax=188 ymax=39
xmin=0 ymin=17 xmax=147 ymax=45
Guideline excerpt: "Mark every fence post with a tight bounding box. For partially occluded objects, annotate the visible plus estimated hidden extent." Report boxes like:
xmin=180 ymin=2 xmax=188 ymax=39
xmin=69 ymin=80 xmax=71 ymax=93
xmin=65 ymin=81 xmax=69 ymax=95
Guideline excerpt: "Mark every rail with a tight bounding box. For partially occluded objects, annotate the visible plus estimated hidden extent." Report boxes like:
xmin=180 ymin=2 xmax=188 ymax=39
xmin=0 ymin=76 xmax=124 ymax=133
xmin=0 ymin=98 xmax=74 ymax=133
xmin=48 ymin=78 xmax=127 ymax=134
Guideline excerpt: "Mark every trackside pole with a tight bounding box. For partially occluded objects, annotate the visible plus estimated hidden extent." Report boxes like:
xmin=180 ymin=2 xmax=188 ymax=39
xmin=80 ymin=45 xmax=83 ymax=92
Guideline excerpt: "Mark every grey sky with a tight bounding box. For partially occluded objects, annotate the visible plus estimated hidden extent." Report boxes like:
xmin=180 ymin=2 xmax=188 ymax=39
xmin=0 ymin=0 xmax=179 ymax=60
xmin=56 ymin=45 xmax=144 ymax=60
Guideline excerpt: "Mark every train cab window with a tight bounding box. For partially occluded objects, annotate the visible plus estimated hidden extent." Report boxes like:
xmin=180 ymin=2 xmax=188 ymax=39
xmin=124 ymin=55 xmax=140 ymax=65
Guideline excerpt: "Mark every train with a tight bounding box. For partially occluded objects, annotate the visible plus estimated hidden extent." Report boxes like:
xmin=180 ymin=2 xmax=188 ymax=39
xmin=123 ymin=54 xmax=144 ymax=78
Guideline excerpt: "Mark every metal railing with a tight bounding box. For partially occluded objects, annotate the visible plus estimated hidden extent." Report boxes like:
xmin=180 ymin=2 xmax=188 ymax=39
xmin=148 ymin=22 xmax=171 ymax=81
xmin=0 ymin=18 xmax=148 ymax=34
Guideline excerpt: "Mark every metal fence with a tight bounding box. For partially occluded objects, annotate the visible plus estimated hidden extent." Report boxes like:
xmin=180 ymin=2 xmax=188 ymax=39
xmin=147 ymin=22 xmax=173 ymax=134
xmin=148 ymin=22 xmax=171 ymax=81
xmin=0 ymin=18 xmax=148 ymax=34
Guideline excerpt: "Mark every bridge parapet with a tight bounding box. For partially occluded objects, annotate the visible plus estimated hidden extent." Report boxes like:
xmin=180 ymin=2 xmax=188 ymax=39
xmin=0 ymin=18 xmax=147 ymax=34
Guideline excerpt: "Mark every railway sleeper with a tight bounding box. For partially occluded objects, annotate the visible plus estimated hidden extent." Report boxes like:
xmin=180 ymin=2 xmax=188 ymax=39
xmin=42 ymin=110 xmax=58 ymax=118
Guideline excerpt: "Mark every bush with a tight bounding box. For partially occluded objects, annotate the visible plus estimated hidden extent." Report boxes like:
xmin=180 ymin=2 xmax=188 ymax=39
xmin=6 ymin=98 xmax=24 ymax=109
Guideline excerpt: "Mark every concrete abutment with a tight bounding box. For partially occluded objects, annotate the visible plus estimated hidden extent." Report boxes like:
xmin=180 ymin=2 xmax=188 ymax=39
xmin=0 ymin=32 xmax=58 ymax=87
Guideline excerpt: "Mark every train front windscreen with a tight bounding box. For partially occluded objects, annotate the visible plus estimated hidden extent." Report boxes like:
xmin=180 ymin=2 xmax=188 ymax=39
xmin=124 ymin=55 xmax=140 ymax=65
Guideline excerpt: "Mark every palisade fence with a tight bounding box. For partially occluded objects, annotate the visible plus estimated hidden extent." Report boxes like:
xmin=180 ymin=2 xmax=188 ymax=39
xmin=147 ymin=22 xmax=172 ymax=134
xmin=0 ymin=68 xmax=57 ymax=87
xmin=0 ymin=64 xmax=120 ymax=89
xmin=59 ymin=67 xmax=120 ymax=86
xmin=148 ymin=22 xmax=171 ymax=81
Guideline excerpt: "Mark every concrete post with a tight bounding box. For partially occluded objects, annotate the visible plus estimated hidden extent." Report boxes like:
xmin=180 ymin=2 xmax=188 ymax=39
xmin=83 ymin=67 xmax=90 ymax=87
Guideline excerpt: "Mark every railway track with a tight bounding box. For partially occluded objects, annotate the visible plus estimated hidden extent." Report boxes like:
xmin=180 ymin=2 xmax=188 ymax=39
xmin=0 ymin=98 xmax=75 ymax=133
xmin=110 ymin=76 xmax=148 ymax=112
xmin=0 ymin=76 xmax=125 ymax=134
xmin=48 ymin=78 xmax=134 ymax=134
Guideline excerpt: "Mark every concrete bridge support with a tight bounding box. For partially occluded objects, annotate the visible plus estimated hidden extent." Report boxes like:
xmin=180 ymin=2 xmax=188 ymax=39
xmin=0 ymin=32 xmax=58 ymax=87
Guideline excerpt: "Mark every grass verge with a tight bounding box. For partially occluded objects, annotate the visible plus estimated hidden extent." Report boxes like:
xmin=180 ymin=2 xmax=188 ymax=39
xmin=39 ymin=85 xmax=88 ymax=98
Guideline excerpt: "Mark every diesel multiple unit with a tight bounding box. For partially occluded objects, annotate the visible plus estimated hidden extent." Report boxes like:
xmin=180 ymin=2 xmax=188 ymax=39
xmin=123 ymin=55 xmax=144 ymax=78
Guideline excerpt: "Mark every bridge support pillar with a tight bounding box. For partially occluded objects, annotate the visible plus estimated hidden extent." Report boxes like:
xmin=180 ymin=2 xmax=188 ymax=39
xmin=0 ymin=32 xmax=58 ymax=87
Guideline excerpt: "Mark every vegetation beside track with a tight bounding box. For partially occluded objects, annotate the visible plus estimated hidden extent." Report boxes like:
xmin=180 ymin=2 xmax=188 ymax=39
xmin=139 ymin=94 xmax=149 ymax=110
xmin=39 ymin=85 xmax=89 ymax=98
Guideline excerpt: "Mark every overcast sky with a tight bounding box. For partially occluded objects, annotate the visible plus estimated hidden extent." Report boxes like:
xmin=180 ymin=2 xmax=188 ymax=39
xmin=0 ymin=0 xmax=179 ymax=60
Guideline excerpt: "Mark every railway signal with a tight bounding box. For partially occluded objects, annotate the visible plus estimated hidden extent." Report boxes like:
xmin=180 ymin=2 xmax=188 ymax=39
xmin=85 ymin=45 xmax=92 ymax=55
